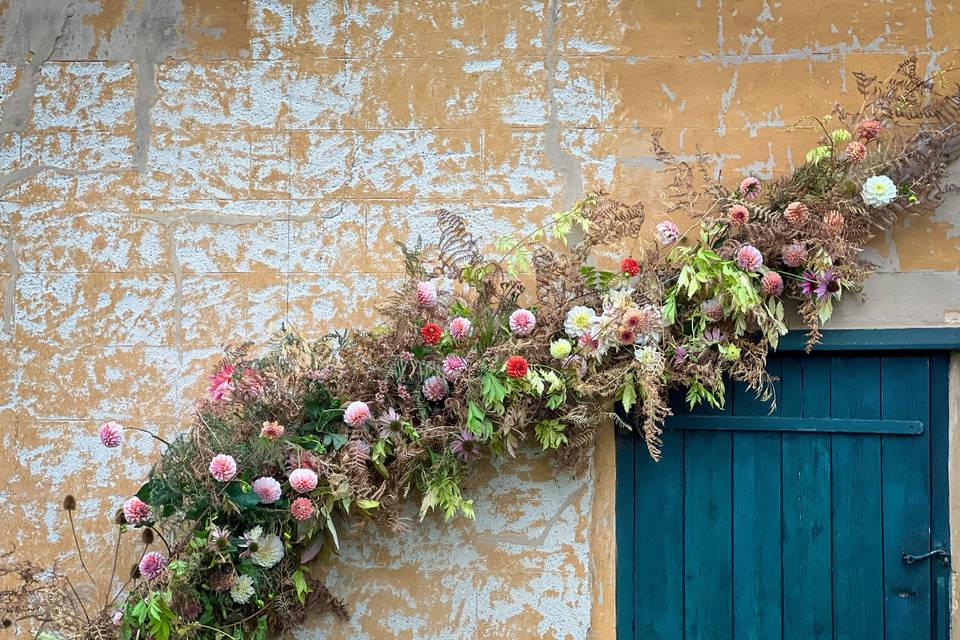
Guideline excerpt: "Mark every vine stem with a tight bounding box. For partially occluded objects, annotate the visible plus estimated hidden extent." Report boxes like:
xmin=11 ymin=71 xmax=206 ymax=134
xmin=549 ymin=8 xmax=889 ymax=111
xmin=126 ymin=426 xmax=171 ymax=447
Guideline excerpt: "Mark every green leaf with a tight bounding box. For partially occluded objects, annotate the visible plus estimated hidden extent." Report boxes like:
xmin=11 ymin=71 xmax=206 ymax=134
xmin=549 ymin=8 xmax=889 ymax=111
xmin=618 ymin=373 xmax=637 ymax=414
xmin=226 ymin=484 xmax=261 ymax=510
xmin=534 ymin=419 xmax=568 ymax=450
xmin=467 ymin=401 xmax=493 ymax=438
xmin=480 ymin=370 xmax=507 ymax=409
xmin=292 ymin=569 xmax=312 ymax=604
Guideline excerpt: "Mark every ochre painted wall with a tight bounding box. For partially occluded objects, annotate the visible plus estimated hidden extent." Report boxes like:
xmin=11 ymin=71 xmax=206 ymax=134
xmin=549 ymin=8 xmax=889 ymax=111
xmin=0 ymin=1 xmax=958 ymax=639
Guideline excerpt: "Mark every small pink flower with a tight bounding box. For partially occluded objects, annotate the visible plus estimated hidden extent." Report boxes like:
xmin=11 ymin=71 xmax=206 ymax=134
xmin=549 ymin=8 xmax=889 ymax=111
xmin=761 ymin=272 xmax=784 ymax=296
xmin=99 ymin=421 xmax=123 ymax=448
xmin=207 ymin=364 xmax=235 ymax=402
xmin=783 ymin=201 xmax=809 ymax=225
xmin=655 ymin=221 xmax=680 ymax=245
xmin=112 ymin=611 xmax=123 ymax=626
xmin=781 ymin=243 xmax=808 ymax=267
xmin=448 ymin=317 xmax=473 ymax=340
xmin=416 ymin=281 xmax=437 ymax=308
xmin=735 ymin=244 xmax=763 ymax=272
xmin=508 ymin=309 xmax=536 ymax=336
xmin=260 ymin=421 xmax=285 ymax=440
xmin=727 ymin=204 xmax=749 ymax=225
xmin=209 ymin=454 xmax=238 ymax=482
xmin=138 ymin=551 xmax=166 ymax=580
xmin=422 ymin=375 xmax=449 ymax=402
xmin=844 ymin=140 xmax=866 ymax=163
xmin=400 ymin=351 xmax=415 ymax=362
xmin=739 ymin=177 xmax=762 ymax=199
xmin=123 ymin=497 xmax=151 ymax=524
xmin=289 ymin=468 xmax=318 ymax=493
xmin=290 ymin=497 xmax=314 ymax=520
xmin=344 ymin=401 xmax=371 ymax=427
xmin=442 ymin=354 xmax=468 ymax=379
xmin=252 ymin=477 xmax=282 ymax=504
xmin=855 ymin=119 xmax=882 ymax=141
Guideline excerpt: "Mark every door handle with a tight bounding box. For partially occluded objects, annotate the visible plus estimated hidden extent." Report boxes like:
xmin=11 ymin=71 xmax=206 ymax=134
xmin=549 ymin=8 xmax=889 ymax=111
xmin=902 ymin=549 xmax=950 ymax=565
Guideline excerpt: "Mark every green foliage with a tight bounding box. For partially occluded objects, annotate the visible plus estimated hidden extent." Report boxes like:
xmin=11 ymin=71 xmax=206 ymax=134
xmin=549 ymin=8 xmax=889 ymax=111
xmin=417 ymin=453 xmax=475 ymax=521
xmin=534 ymin=419 xmax=568 ymax=450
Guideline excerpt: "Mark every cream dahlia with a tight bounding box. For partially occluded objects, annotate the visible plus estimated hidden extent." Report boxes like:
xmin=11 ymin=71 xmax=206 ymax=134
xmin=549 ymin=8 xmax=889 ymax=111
xmin=550 ymin=339 xmax=572 ymax=360
xmin=249 ymin=531 xmax=284 ymax=568
xmin=230 ymin=575 xmax=255 ymax=604
xmin=862 ymin=175 xmax=897 ymax=207
xmin=564 ymin=306 xmax=598 ymax=338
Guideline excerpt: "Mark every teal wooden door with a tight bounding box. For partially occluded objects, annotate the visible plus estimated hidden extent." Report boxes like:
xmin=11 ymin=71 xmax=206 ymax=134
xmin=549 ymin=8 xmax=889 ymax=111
xmin=616 ymin=352 xmax=951 ymax=640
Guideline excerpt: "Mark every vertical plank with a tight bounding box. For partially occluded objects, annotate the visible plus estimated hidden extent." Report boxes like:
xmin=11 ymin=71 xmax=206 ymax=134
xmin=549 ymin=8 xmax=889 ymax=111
xmin=615 ymin=430 xmax=636 ymax=639
xmin=633 ymin=430 xmax=684 ymax=639
xmin=732 ymin=358 xmax=783 ymax=639
xmin=684 ymin=430 xmax=733 ymax=640
xmin=929 ymin=355 xmax=951 ymax=640
xmin=831 ymin=356 xmax=884 ymax=640
xmin=781 ymin=355 xmax=832 ymax=639
xmin=881 ymin=355 xmax=931 ymax=639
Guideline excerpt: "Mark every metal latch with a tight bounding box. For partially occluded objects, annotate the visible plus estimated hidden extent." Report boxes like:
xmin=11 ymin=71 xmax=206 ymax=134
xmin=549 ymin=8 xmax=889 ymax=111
xmin=902 ymin=549 xmax=950 ymax=565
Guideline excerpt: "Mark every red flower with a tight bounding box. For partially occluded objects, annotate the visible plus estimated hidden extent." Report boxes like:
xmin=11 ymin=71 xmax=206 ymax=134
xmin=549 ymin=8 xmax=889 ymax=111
xmin=620 ymin=257 xmax=640 ymax=277
xmin=505 ymin=355 xmax=529 ymax=379
xmin=420 ymin=322 xmax=442 ymax=346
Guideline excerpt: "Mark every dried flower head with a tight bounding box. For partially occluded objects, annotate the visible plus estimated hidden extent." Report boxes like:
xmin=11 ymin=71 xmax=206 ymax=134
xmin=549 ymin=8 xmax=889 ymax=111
xmin=781 ymin=243 xmax=808 ymax=267
xmin=700 ymin=298 xmax=724 ymax=322
xmin=783 ymin=201 xmax=809 ymax=225
xmin=855 ymin=118 xmax=882 ymax=141
xmin=824 ymin=210 xmax=845 ymax=234
xmin=62 ymin=495 xmax=76 ymax=511
xmin=140 ymin=528 xmax=155 ymax=545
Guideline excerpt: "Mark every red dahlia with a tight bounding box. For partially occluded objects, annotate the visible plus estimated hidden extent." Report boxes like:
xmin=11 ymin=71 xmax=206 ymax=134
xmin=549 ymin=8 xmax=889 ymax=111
xmin=420 ymin=322 xmax=442 ymax=345
xmin=621 ymin=257 xmax=640 ymax=277
xmin=505 ymin=355 xmax=529 ymax=378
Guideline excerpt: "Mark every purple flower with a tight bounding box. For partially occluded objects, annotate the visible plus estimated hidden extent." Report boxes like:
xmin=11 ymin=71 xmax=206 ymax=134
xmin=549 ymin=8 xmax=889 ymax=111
xmin=673 ymin=345 xmax=688 ymax=365
xmin=451 ymin=429 xmax=480 ymax=461
xmin=738 ymin=177 xmax=762 ymax=199
xmin=800 ymin=269 xmax=840 ymax=300
xmin=703 ymin=328 xmax=726 ymax=343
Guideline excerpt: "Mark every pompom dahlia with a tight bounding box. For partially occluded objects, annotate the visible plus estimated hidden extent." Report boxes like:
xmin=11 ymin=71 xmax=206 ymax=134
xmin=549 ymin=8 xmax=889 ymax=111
xmin=855 ymin=119 xmax=882 ymax=141
xmin=289 ymin=468 xmax=318 ymax=493
xmin=138 ymin=551 xmax=166 ymax=580
xmin=290 ymin=497 xmax=314 ymax=521
xmin=564 ymin=306 xmax=598 ymax=338
xmin=420 ymin=322 xmax=442 ymax=345
xmin=416 ymin=281 xmax=437 ymax=308
xmin=655 ymin=221 xmax=680 ymax=245
xmin=727 ymin=204 xmax=749 ymax=225
xmin=230 ymin=575 xmax=255 ymax=604
xmin=451 ymin=429 xmax=480 ymax=461
xmin=422 ymin=375 xmax=449 ymax=402
xmin=449 ymin=316 xmax=472 ymax=340
xmin=783 ymin=201 xmax=808 ymax=225
xmin=209 ymin=454 xmax=238 ymax=482
xmin=442 ymin=354 xmax=468 ymax=379
xmin=506 ymin=355 xmax=529 ymax=379
xmin=781 ymin=243 xmax=808 ymax=267
xmin=844 ymin=140 xmax=867 ymax=163
xmin=621 ymin=257 xmax=640 ymax=276
xmin=99 ymin=421 xmax=123 ymax=448
xmin=738 ymin=177 xmax=761 ymax=199
xmin=761 ymin=271 xmax=784 ymax=295
xmin=260 ymin=421 xmax=284 ymax=440
xmin=207 ymin=364 xmax=235 ymax=402
xmin=862 ymin=175 xmax=897 ymax=207
xmin=344 ymin=401 xmax=371 ymax=427
xmin=509 ymin=309 xmax=536 ymax=336
xmin=735 ymin=244 xmax=763 ymax=272
xmin=123 ymin=497 xmax=151 ymax=524
xmin=550 ymin=339 xmax=572 ymax=360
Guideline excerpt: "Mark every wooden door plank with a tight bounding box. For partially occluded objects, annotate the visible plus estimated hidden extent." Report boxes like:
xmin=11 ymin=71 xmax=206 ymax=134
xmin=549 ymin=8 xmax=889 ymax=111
xmin=684 ymin=430 xmax=733 ymax=640
xmin=881 ymin=355 xmax=932 ymax=639
xmin=831 ymin=356 xmax=884 ymax=640
xmin=732 ymin=358 xmax=783 ymax=640
xmin=616 ymin=430 xmax=636 ymax=639
xmin=929 ymin=355 xmax=951 ymax=640
xmin=633 ymin=430 xmax=684 ymax=639
xmin=781 ymin=355 xmax=832 ymax=640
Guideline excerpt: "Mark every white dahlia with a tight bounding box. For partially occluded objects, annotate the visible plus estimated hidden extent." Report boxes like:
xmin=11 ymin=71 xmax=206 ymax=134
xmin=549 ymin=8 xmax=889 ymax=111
xmin=250 ymin=532 xmax=284 ymax=569
xmin=564 ymin=306 xmax=598 ymax=338
xmin=861 ymin=175 xmax=897 ymax=208
xmin=230 ymin=574 xmax=255 ymax=604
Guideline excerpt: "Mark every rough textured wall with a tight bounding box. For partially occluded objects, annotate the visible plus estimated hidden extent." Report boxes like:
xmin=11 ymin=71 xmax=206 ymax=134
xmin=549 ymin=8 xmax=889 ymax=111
xmin=0 ymin=1 xmax=958 ymax=639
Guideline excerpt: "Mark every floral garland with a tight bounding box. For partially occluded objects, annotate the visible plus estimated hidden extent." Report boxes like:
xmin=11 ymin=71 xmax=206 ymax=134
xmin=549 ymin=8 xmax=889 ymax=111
xmin=2 ymin=57 xmax=958 ymax=640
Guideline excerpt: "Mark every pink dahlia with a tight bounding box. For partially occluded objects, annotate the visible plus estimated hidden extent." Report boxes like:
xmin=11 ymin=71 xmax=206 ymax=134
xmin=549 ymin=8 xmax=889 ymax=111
xmin=781 ymin=243 xmax=808 ymax=267
xmin=344 ymin=401 xmax=371 ymax=427
xmin=252 ymin=477 xmax=282 ymax=504
xmin=855 ymin=119 xmax=882 ymax=141
xmin=260 ymin=421 xmax=285 ymax=440
xmin=727 ymin=204 xmax=749 ymax=225
xmin=138 ymin=551 xmax=166 ymax=580
xmin=509 ymin=309 xmax=536 ymax=336
xmin=289 ymin=468 xmax=318 ymax=493
xmin=761 ymin=272 xmax=784 ymax=296
xmin=655 ymin=220 xmax=680 ymax=245
xmin=208 ymin=454 xmax=238 ymax=482
xmin=449 ymin=316 xmax=472 ymax=340
xmin=99 ymin=421 xmax=123 ymax=448
xmin=451 ymin=429 xmax=480 ymax=461
xmin=123 ymin=496 xmax=151 ymax=524
xmin=783 ymin=201 xmax=809 ymax=225
xmin=442 ymin=354 xmax=468 ymax=379
xmin=738 ymin=177 xmax=762 ymax=199
xmin=290 ymin=497 xmax=314 ymax=521
xmin=416 ymin=281 xmax=437 ymax=308
xmin=207 ymin=364 xmax=235 ymax=403
xmin=844 ymin=141 xmax=867 ymax=163
xmin=422 ymin=375 xmax=449 ymax=402
xmin=735 ymin=244 xmax=763 ymax=272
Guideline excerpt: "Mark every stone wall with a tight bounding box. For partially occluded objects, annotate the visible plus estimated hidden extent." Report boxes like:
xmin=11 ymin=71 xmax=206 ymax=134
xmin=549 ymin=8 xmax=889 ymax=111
xmin=0 ymin=1 xmax=958 ymax=639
